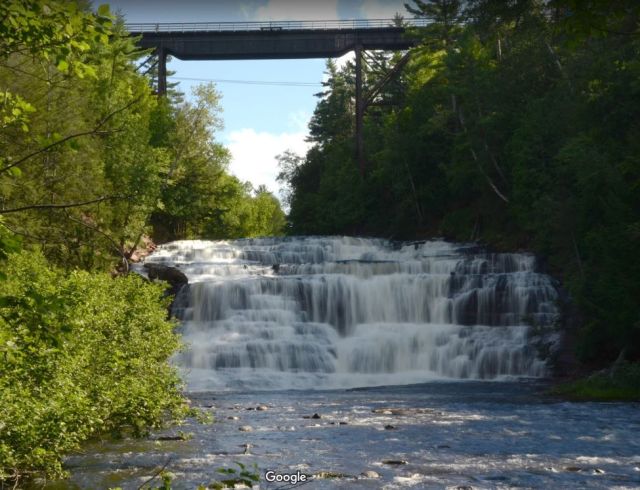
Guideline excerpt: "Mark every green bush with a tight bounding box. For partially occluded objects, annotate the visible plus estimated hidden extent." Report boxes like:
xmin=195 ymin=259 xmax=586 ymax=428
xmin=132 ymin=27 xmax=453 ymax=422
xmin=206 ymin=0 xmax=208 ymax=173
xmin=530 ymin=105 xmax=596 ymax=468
xmin=0 ymin=251 xmax=191 ymax=482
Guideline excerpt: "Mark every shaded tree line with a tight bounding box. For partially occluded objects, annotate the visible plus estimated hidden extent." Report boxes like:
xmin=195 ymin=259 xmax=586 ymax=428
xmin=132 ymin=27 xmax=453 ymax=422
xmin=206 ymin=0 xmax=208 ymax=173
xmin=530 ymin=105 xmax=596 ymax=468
xmin=279 ymin=0 xmax=640 ymax=366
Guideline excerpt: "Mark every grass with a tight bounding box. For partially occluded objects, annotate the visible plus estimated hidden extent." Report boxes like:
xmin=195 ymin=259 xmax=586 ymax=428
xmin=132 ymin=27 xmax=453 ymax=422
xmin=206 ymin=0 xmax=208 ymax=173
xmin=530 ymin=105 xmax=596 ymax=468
xmin=550 ymin=362 xmax=640 ymax=401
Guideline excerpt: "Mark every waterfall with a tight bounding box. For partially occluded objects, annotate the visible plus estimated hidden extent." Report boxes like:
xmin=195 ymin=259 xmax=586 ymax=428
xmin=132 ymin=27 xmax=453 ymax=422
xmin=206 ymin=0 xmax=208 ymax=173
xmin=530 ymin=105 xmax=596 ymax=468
xmin=143 ymin=237 xmax=559 ymax=390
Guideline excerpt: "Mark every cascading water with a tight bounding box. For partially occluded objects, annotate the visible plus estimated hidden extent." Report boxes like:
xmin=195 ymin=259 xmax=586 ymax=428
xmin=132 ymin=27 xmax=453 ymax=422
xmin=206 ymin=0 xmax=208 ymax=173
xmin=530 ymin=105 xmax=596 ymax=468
xmin=143 ymin=236 xmax=559 ymax=391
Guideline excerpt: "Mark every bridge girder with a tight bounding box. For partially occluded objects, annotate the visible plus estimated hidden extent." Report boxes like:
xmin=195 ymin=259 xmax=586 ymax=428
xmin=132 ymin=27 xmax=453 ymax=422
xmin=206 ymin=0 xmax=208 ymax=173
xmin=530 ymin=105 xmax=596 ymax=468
xmin=131 ymin=27 xmax=415 ymax=61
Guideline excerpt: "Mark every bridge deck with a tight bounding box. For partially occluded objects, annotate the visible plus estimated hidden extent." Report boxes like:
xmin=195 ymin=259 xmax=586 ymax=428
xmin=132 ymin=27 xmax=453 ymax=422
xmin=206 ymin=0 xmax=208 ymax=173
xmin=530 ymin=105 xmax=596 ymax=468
xmin=127 ymin=18 xmax=427 ymax=33
xmin=128 ymin=18 xmax=426 ymax=60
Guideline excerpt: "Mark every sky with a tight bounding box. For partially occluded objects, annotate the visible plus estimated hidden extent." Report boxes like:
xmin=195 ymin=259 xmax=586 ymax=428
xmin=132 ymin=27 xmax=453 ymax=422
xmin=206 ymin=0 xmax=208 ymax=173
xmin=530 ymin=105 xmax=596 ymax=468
xmin=102 ymin=0 xmax=409 ymax=197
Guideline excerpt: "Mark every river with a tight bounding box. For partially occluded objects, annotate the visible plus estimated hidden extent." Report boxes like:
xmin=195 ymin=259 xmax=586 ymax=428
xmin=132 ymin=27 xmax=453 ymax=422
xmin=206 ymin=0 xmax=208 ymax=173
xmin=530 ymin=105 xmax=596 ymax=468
xmin=51 ymin=237 xmax=640 ymax=488
xmin=58 ymin=382 xmax=640 ymax=489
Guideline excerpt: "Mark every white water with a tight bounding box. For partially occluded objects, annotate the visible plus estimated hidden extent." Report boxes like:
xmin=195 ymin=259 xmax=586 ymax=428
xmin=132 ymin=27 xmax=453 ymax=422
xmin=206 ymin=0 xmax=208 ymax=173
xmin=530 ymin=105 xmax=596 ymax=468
xmin=143 ymin=236 xmax=559 ymax=390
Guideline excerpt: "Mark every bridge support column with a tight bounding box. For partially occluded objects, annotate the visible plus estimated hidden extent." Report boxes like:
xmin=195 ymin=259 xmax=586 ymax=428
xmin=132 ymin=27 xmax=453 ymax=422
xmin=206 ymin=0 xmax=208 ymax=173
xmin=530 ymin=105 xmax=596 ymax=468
xmin=157 ymin=47 xmax=167 ymax=96
xmin=355 ymin=44 xmax=365 ymax=177
xmin=354 ymin=49 xmax=411 ymax=178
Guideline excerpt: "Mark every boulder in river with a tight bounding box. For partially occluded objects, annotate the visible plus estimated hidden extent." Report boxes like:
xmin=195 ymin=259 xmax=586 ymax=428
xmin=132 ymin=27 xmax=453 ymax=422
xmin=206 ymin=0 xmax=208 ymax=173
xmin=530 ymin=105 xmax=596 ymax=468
xmin=314 ymin=471 xmax=350 ymax=479
xmin=155 ymin=434 xmax=189 ymax=441
xmin=360 ymin=470 xmax=380 ymax=478
xmin=382 ymin=460 xmax=408 ymax=465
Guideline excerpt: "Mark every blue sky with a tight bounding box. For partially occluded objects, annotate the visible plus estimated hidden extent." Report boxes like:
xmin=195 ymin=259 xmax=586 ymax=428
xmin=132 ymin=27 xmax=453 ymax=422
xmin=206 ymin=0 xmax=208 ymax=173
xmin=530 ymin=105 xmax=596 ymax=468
xmin=103 ymin=0 xmax=409 ymax=196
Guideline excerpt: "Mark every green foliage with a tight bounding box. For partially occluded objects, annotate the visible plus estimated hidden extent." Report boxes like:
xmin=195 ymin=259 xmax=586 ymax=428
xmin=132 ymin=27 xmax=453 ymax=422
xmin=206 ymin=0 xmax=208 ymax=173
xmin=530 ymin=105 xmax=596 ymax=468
xmin=0 ymin=1 xmax=112 ymax=66
xmin=109 ymin=462 xmax=260 ymax=490
xmin=0 ymin=3 xmax=156 ymax=270
xmin=0 ymin=219 xmax=21 ymax=264
xmin=0 ymin=0 xmax=112 ymax=137
xmin=0 ymin=2 xmax=285 ymax=271
xmin=208 ymin=462 xmax=260 ymax=489
xmin=283 ymin=0 xmax=640 ymax=365
xmin=551 ymin=362 xmax=640 ymax=401
xmin=0 ymin=251 xmax=192 ymax=482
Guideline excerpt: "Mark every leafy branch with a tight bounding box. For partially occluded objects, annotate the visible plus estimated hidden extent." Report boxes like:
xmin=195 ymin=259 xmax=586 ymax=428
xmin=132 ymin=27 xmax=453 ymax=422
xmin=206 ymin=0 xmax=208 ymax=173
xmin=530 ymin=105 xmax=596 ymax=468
xmin=0 ymin=94 xmax=144 ymax=176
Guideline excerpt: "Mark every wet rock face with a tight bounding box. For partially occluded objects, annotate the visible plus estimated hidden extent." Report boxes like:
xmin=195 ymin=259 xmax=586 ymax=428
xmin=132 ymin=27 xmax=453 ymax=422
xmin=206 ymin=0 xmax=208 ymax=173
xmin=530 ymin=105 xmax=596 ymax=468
xmin=361 ymin=470 xmax=380 ymax=478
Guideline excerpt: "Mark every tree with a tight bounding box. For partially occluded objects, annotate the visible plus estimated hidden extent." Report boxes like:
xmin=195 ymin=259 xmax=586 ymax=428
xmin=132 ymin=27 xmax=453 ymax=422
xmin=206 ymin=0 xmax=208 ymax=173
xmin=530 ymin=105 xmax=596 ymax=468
xmin=404 ymin=0 xmax=462 ymax=46
xmin=150 ymin=83 xmax=232 ymax=241
xmin=0 ymin=10 xmax=165 ymax=270
xmin=276 ymin=150 xmax=304 ymax=210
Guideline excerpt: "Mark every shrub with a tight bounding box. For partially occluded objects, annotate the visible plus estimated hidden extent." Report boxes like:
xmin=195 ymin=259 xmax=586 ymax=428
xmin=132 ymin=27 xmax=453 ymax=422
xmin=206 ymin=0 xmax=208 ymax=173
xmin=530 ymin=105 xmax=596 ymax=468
xmin=0 ymin=251 xmax=191 ymax=482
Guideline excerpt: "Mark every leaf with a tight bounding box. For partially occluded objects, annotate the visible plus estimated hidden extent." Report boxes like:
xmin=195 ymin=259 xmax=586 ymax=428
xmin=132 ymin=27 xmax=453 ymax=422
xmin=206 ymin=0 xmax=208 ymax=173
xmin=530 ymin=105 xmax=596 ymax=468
xmin=56 ymin=59 xmax=69 ymax=73
xmin=0 ymin=296 xmax=13 ymax=307
xmin=97 ymin=4 xmax=110 ymax=17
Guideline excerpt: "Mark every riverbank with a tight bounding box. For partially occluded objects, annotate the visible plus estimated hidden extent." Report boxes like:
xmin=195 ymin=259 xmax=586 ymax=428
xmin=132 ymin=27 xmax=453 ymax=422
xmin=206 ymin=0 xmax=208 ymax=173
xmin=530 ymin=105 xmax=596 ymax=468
xmin=550 ymin=362 xmax=640 ymax=402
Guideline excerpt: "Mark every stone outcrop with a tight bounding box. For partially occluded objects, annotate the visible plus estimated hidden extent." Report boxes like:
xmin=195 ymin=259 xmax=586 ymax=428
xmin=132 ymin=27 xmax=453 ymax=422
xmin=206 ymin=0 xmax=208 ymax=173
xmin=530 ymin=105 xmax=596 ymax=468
xmin=143 ymin=263 xmax=188 ymax=297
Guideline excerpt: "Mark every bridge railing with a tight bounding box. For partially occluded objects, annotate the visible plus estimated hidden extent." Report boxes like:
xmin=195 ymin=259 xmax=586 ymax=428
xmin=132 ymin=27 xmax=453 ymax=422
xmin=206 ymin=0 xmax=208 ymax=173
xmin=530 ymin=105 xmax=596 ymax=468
xmin=126 ymin=18 xmax=429 ymax=33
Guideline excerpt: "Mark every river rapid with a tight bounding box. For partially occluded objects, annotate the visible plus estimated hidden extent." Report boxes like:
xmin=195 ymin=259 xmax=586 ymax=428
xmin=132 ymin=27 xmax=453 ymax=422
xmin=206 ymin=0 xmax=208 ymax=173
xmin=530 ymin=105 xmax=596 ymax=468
xmin=51 ymin=237 xmax=640 ymax=489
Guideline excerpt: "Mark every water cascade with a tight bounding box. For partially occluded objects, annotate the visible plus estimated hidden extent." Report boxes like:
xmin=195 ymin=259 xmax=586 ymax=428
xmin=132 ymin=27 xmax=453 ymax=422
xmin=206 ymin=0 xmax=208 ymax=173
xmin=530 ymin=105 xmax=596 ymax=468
xmin=143 ymin=237 xmax=559 ymax=390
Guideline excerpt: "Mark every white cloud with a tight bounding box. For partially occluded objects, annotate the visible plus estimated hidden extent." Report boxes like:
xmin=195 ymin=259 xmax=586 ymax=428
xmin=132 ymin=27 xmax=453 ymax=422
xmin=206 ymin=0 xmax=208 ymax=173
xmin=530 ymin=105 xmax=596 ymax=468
xmin=225 ymin=124 xmax=311 ymax=196
xmin=253 ymin=0 xmax=339 ymax=21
